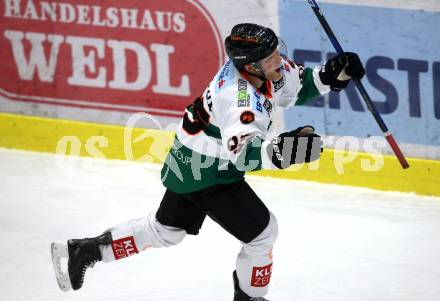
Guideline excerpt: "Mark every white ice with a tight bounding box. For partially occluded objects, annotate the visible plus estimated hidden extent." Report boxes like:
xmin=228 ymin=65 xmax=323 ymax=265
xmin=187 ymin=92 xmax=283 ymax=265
xmin=1 ymin=148 xmax=439 ymax=301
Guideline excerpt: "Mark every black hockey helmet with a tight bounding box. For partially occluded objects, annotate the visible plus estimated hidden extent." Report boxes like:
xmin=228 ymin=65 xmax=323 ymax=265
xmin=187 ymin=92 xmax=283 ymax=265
xmin=225 ymin=23 xmax=279 ymax=70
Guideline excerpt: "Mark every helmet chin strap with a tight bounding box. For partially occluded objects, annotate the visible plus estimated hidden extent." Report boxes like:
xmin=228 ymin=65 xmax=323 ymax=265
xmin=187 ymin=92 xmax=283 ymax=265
xmin=247 ymin=62 xmax=267 ymax=81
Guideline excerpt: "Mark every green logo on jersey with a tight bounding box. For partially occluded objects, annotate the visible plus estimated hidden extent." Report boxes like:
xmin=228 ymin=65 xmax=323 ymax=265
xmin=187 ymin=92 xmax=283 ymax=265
xmin=237 ymin=79 xmax=250 ymax=107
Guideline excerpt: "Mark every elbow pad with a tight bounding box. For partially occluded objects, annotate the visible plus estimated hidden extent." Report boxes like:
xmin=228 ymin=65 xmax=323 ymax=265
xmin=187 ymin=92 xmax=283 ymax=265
xmin=266 ymin=126 xmax=323 ymax=169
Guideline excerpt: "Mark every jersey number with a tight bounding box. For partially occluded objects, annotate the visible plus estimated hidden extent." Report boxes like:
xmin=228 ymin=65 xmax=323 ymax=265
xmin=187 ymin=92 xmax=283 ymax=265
xmin=182 ymin=96 xmax=210 ymax=135
xmin=228 ymin=134 xmax=252 ymax=154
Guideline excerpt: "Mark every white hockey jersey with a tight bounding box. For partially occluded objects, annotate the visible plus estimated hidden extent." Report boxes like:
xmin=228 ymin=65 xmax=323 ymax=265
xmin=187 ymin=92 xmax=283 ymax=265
xmin=161 ymin=59 xmax=330 ymax=193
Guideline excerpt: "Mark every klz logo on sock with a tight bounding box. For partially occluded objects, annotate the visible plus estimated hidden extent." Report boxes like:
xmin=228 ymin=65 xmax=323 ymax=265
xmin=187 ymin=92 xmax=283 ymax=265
xmin=111 ymin=236 xmax=139 ymax=260
xmin=251 ymin=263 xmax=272 ymax=287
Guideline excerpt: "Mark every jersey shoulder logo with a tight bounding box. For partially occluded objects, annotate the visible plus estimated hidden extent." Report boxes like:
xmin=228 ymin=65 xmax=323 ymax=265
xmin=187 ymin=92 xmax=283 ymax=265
xmin=240 ymin=110 xmax=255 ymax=124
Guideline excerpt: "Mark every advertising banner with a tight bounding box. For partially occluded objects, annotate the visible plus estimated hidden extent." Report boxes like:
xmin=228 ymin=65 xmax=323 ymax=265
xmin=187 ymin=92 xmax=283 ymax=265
xmin=0 ymin=0 xmax=279 ymax=128
xmin=0 ymin=0 xmax=225 ymax=117
xmin=279 ymin=1 xmax=440 ymax=148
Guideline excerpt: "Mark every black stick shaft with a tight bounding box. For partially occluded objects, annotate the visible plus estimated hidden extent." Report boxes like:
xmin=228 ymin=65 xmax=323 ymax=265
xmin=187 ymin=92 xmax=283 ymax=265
xmin=306 ymin=0 xmax=409 ymax=169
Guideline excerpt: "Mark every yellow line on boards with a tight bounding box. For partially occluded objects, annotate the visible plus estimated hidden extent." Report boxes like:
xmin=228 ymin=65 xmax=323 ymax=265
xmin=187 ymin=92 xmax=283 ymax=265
xmin=1 ymin=113 xmax=439 ymax=197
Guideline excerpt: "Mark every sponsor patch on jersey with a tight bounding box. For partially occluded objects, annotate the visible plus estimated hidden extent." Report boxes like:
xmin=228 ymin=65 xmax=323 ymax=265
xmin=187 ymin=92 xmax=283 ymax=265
xmin=272 ymin=76 xmax=285 ymax=92
xmin=255 ymin=100 xmax=263 ymax=113
xmin=263 ymin=98 xmax=273 ymax=116
xmin=253 ymin=89 xmax=262 ymax=100
xmin=251 ymin=263 xmax=273 ymax=287
xmin=237 ymin=79 xmax=250 ymax=107
xmin=238 ymin=94 xmax=250 ymax=107
xmin=111 ymin=236 xmax=139 ymax=260
xmin=218 ymin=79 xmax=225 ymax=88
xmin=240 ymin=110 xmax=255 ymax=124
xmin=251 ymin=89 xmax=264 ymax=113
xmin=217 ymin=61 xmax=232 ymax=90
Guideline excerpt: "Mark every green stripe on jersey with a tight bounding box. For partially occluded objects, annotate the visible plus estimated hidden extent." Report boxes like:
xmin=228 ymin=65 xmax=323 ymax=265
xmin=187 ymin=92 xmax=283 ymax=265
xmin=161 ymin=138 xmax=244 ymax=193
xmin=186 ymin=104 xmax=222 ymax=139
xmin=204 ymin=123 xmax=222 ymax=139
xmin=161 ymin=136 xmax=264 ymax=193
xmin=295 ymin=68 xmax=321 ymax=106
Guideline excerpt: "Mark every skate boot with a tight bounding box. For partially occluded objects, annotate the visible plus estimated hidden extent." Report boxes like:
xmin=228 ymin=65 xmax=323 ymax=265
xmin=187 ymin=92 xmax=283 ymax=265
xmin=67 ymin=232 xmax=112 ymax=290
xmin=233 ymin=271 xmax=269 ymax=301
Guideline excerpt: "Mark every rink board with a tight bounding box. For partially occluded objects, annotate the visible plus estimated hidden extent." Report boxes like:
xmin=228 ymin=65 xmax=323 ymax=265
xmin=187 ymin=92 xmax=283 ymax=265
xmin=0 ymin=112 xmax=439 ymax=197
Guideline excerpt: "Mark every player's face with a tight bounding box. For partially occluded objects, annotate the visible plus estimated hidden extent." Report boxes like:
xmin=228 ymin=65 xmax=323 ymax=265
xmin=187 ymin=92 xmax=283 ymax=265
xmin=260 ymin=49 xmax=283 ymax=81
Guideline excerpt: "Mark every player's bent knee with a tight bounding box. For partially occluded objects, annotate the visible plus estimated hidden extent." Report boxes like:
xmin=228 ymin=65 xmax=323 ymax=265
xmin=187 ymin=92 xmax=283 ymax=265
xmin=123 ymin=214 xmax=186 ymax=249
xmin=145 ymin=213 xmax=186 ymax=247
xmin=154 ymin=219 xmax=186 ymax=246
xmin=244 ymin=212 xmax=278 ymax=253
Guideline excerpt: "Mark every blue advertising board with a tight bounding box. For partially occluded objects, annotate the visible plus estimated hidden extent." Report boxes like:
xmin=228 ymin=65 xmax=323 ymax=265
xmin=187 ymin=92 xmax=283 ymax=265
xmin=279 ymin=1 xmax=440 ymax=147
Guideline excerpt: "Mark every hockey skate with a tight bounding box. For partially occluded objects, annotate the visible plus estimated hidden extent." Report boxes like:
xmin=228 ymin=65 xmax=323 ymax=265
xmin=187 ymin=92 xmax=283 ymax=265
xmin=51 ymin=232 xmax=112 ymax=291
xmin=233 ymin=271 xmax=269 ymax=301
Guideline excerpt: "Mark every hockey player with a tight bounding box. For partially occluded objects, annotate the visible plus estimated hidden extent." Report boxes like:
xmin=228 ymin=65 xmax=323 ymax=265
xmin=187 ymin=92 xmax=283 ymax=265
xmin=56 ymin=23 xmax=365 ymax=300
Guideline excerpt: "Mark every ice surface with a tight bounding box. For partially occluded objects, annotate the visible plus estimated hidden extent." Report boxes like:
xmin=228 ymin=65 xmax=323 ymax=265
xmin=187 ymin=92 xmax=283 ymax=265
xmin=1 ymin=148 xmax=439 ymax=301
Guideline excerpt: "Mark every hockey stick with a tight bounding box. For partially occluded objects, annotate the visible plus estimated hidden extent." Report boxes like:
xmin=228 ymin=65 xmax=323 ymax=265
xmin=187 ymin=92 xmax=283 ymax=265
xmin=306 ymin=0 xmax=410 ymax=169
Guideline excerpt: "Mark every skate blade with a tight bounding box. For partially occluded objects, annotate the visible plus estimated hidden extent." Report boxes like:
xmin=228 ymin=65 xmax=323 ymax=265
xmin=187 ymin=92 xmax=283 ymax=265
xmin=50 ymin=242 xmax=72 ymax=292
